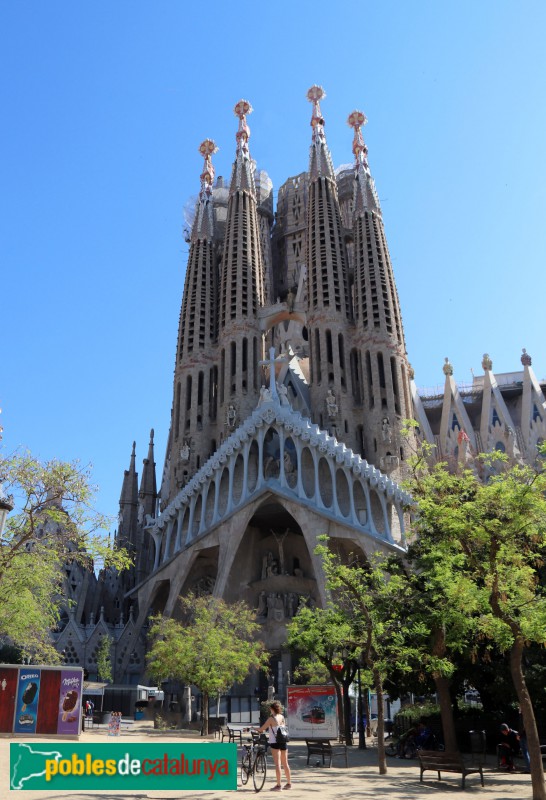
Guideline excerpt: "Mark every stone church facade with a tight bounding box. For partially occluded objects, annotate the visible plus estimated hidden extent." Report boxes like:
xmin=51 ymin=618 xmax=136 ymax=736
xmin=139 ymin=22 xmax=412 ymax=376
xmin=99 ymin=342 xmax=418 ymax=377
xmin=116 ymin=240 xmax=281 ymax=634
xmin=54 ymin=87 xmax=546 ymax=692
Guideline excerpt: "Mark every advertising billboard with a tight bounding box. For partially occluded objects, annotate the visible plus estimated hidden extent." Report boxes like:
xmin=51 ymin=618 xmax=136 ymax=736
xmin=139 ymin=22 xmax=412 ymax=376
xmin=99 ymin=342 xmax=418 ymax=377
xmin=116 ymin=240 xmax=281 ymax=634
xmin=286 ymin=685 xmax=338 ymax=739
xmin=0 ymin=665 xmax=83 ymax=737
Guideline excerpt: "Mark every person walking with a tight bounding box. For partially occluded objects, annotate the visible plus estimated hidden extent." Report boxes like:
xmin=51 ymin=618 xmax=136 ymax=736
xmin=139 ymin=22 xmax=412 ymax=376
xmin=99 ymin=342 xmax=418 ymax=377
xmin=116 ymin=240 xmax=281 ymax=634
xmin=256 ymin=700 xmax=292 ymax=791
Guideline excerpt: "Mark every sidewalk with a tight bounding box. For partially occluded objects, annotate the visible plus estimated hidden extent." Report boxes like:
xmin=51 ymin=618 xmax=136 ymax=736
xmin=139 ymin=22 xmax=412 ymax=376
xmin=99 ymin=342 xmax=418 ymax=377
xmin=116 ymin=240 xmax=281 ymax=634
xmin=0 ymin=722 xmax=535 ymax=799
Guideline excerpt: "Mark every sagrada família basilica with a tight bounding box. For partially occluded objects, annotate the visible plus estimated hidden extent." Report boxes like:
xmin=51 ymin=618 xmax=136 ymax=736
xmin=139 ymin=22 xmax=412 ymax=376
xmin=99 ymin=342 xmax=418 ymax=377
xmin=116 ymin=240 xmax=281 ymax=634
xmin=53 ymin=87 xmax=546 ymax=700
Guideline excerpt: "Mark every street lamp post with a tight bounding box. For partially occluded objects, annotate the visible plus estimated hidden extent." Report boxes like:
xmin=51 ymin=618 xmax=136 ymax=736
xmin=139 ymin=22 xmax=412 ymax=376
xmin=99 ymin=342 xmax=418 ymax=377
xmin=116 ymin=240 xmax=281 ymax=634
xmin=357 ymin=663 xmax=366 ymax=749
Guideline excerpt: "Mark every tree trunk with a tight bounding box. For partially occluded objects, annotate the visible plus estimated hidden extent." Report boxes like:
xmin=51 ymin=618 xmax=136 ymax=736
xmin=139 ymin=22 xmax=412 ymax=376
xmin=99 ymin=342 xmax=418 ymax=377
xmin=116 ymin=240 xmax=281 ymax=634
xmin=433 ymin=674 xmax=458 ymax=752
xmin=342 ymin=680 xmax=353 ymax=745
xmin=333 ymin=680 xmax=344 ymax=739
xmin=510 ymin=637 xmax=545 ymax=800
xmin=364 ymin=689 xmax=371 ymax=737
xmin=431 ymin=625 xmax=458 ymax=752
xmin=373 ymin=668 xmax=387 ymax=775
xmin=202 ymin=691 xmax=209 ymax=736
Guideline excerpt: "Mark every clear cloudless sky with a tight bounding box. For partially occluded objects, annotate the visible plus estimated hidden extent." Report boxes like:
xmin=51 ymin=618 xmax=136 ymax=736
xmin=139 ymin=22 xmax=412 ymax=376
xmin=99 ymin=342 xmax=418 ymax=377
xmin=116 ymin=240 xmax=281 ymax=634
xmin=2 ymin=1 xmax=545 ymax=526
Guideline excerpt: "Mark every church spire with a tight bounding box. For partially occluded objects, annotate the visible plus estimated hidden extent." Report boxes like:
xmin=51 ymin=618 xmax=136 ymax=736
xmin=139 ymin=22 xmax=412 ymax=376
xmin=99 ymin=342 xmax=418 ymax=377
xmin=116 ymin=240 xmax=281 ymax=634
xmin=169 ymin=141 xmax=222 ymax=500
xmin=349 ymin=109 xmax=412 ymax=472
xmin=305 ymin=85 xmax=352 ymax=437
xmin=191 ymin=138 xmax=218 ymax=242
xmin=139 ymin=428 xmax=157 ymax=508
xmin=307 ymin=85 xmax=335 ymax=181
xmin=119 ymin=442 xmax=138 ymax=506
xmin=217 ymin=98 xmax=265 ymax=427
xmin=117 ymin=441 xmax=139 ymax=551
xmin=229 ymin=99 xmax=256 ymax=195
xmin=137 ymin=429 xmax=157 ymax=582
xmin=347 ymin=110 xmax=381 ymax=215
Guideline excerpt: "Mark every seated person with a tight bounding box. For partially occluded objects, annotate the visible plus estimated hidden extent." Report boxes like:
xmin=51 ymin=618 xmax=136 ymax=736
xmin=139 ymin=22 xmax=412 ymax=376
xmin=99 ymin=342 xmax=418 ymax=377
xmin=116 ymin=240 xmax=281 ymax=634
xmin=498 ymin=723 xmax=520 ymax=771
xmin=398 ymin=720 xmax=435 ymax=758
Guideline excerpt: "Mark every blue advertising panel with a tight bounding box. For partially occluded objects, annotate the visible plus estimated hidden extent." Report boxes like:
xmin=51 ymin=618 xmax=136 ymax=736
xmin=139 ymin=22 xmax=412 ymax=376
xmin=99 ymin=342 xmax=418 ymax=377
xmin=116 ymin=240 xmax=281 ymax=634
xmin=13 ymin=669 xmax=42 ymax=734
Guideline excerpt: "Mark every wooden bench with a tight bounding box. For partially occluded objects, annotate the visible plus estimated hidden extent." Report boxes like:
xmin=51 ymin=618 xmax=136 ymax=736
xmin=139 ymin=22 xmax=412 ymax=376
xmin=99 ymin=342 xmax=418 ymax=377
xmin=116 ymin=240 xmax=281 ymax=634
xmin=219 ymin=724 xmax=244 ymax=744
xmin=305 ymin=738 xmax=348 ymax=768
xmin=418 ymin=750 xmax=484 ymax=789
xmin=219 ymin=725 xmax=233 ymax=743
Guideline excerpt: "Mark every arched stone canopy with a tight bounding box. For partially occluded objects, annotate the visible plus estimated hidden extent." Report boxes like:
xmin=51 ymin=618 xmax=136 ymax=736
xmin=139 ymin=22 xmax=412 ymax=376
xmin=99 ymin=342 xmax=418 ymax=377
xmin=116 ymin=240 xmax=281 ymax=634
xmin=146 ymin=393 xmax=410 ymax=569
xmin=120 ymin=393 xmax=410 ymax=677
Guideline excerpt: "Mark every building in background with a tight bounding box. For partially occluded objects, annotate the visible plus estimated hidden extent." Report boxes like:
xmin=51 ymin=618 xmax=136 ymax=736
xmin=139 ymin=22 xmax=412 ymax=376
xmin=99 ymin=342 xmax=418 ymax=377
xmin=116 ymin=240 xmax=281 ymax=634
xmin=54 ymin=88 xmax=546 ymax=696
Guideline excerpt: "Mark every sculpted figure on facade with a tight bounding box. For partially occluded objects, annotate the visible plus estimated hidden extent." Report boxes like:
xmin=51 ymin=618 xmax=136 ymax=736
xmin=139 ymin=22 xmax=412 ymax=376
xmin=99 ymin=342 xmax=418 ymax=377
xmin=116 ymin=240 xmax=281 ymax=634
xmin=381 ymin=417 xmax=392 ymax=443
xmin=286 ymin=288 xmax=295 ymax=312
xmin=226 ymin=404 xmax=237 ymax=429
xmin=286 ymin=592 xmax=298 ymax=618
xmin=258 ymin=385 xmax=272 ymax=405
xmin=325 ymin=389 xmax=338 ymax=418
xmin=273 ymin=593 xmax=285 ymax=621
xmin=262 ymin=550 xmax=279 ymax=579
xmin=256 ymin=591 xmax=267 ymax=617
xmin=283 ymin=450 xmax=294 ymax=475
xmin=277 ymin=382 xmax=290 ymax=407
xmin=180 ymin=440 xmax=191 ymax=462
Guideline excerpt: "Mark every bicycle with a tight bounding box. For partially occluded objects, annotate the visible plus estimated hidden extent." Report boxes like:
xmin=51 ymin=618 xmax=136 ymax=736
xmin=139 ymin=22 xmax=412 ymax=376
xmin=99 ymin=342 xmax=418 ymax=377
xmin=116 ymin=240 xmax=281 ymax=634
xmin=240 ymin=731 xmax=268 ymax=792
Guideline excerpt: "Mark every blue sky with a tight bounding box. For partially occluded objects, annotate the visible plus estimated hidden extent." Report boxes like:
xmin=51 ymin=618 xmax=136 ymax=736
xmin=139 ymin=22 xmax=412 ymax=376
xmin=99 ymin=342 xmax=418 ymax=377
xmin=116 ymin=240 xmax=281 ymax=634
xmin=2 ymin=1 xmax=545 ymax=525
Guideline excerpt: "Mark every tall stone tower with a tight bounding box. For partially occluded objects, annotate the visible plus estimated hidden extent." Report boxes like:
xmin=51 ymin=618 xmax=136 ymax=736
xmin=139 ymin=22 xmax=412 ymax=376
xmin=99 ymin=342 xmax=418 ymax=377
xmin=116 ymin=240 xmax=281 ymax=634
xmin=348 ymin=110 xmax=414 ymax=472
xmin=169 ymin=139 xmax=220 ymax=499
xmin=218 ymin=101 xmax=267 ymax=428
xmin=305 ymin=86 xmax=353 ymax=436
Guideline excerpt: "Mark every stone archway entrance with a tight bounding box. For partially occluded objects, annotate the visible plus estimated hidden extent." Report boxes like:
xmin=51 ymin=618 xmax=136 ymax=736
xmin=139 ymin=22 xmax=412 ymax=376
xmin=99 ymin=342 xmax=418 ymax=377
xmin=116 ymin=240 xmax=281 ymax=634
xmin=222 ymin=499 xmax=319 ymax=696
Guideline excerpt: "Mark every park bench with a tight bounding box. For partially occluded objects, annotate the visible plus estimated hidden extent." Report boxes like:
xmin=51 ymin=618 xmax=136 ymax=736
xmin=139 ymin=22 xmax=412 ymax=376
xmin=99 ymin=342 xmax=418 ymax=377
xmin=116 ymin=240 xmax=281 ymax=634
xmin=305 ymin=738 xmax=348 ymax=768
xmin=219 ymin=724 xmax=244 ymax=744
xmin=418 ymin=750 xmax=484 ymax=789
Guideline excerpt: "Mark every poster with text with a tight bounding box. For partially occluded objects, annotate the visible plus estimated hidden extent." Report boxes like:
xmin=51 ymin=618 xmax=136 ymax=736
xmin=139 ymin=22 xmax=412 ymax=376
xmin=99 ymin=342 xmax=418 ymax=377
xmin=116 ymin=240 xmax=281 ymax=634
xmin=13 ymin=669 xmax=41 ymax=734
xmin=57 ymin=669 xmax=83 ymax=735
xmin=286 ymin=685 xmax=338 ymax=739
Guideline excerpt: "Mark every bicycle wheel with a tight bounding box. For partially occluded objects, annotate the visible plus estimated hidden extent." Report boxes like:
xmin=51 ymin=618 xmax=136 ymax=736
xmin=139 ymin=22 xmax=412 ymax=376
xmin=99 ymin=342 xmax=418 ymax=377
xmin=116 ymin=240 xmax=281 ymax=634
xmin=252 ymin=751 xmax=267 ymax=792
xmin=385 ymin=741 xmax=398 ymax=757
xmin=240 ymin=749 xmax=251 ymax=785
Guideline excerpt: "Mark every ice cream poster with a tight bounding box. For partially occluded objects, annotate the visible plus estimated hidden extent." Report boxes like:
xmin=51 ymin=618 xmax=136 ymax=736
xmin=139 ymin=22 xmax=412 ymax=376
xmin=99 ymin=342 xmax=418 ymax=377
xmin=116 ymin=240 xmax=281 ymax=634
xmin=13 ymin=669 xmax=42 ymax=734
xmin=57 ymin=670 xmax=82 ymax=734
xmin=286 ymin=685 xmax=338 ymax=739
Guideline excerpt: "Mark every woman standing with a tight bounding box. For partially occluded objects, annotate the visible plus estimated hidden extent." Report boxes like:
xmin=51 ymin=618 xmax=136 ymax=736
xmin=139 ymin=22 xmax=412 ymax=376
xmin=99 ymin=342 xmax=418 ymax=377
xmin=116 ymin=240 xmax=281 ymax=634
xmin=256 ymin=700 xmax=292 ymax=791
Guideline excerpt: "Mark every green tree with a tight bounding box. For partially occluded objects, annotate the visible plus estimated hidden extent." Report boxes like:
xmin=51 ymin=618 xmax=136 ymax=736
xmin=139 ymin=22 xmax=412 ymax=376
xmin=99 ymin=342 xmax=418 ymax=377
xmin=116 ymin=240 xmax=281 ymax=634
xmin=147 ymin=595 xmax=267 ymax=735
xmin=292 ymin=654 xmax=331 ymax=686
xmin=0 ymin=451 xmax=131 ymax=662
xmin=96 ymin=634 xmax=113 ymax=683
xmin=315 ymin=542 xmax=427 ymax=774
xmin=405 ymin=448 xmax=546 ymax=800
xmin=287 ymin=606 xmax=357 ymax=743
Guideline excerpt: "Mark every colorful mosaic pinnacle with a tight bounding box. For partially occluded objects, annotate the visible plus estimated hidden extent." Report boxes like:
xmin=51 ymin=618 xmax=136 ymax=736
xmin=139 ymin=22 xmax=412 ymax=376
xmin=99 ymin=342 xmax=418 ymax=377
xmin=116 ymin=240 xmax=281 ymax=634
xmin=198 ymin=138 xmax=218 ymax=195
xmin=347 ymin=110 xmax=369 ymax=165
xmin=234 ymin=99 xmax=252 ymax=149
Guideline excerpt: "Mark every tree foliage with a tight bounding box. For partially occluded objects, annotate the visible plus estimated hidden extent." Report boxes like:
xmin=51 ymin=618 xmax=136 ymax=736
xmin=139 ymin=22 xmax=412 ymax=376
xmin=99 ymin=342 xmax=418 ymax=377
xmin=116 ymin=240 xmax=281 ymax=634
xmin=0 ymin=451 xmax=131 ymax=662
xmin=314 ymin=541 xmax=428 ymax=773
xmin=287 ymin=605 xmax=357 ymax=743
xmin=147 ymin=595 xmax=268 ymax=734
xmin=96 ymin=634 xmax=113 ymax=683
xmin=404 ymin=440 xmax=546 ymax=800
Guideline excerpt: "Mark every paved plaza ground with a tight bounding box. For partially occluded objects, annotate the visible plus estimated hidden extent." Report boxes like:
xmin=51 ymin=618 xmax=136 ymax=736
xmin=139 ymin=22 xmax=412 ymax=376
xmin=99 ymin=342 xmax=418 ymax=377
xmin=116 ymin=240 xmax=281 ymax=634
xmin=0 ymin=721 xmax=536 ymax=800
